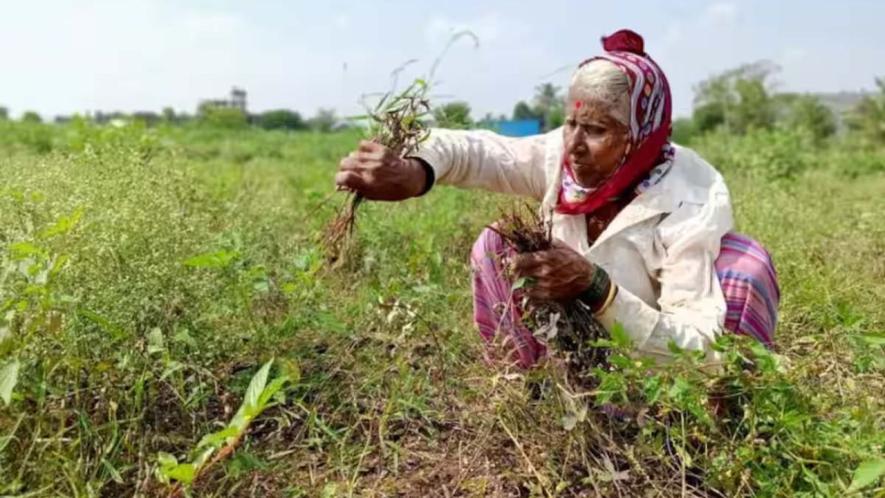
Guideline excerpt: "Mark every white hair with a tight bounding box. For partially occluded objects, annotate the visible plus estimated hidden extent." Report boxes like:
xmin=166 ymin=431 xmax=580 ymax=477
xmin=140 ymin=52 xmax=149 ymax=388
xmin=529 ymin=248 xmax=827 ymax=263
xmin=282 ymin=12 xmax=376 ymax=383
xmin=569 ymin=59 xmax=630 ymax=127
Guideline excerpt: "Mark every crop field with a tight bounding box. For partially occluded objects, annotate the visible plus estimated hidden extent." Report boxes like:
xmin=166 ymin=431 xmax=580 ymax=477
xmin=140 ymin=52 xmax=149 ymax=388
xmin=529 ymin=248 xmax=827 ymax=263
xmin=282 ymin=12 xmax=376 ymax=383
xmin=0 ymin=121 xmax=883 ymax=496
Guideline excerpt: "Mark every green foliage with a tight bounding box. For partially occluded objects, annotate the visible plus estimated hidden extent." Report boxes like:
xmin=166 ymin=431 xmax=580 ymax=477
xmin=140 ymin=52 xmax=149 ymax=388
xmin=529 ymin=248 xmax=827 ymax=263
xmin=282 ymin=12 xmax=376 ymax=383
xmin=512 ymin=100 xmax=539 ymax=121
xmin=162 ymin=107 xmax=177 ymax=123
xmin=846 ymin=77 xmax=885 ymax=144
xmin=0 ymin=119 xmax=54 ymax=153
xmin=0 ymin=359 xmax=19 ymax=405
xmin=693 ymin=61 xmax=779 ymax=134
xmin=0 ymin=119 xmax=881 ymax=496
xmin=308 ymin=108 xmax=337 ymax=132
xmin=433 ymin=101 xmax=473 ymax=129
xmin=257 ymin=109 xmax=306 ymax=131
xmin=672 ymin=117 xmax=700 ymax=145
xmin=20 ymin=111 xmax=42 ymax=124
xmin=184 ymin=249 xmax=240 ymax=269
xmin=693 ymin=127 xmax=818 ymax=179
xmin=198 ymin=105 xmax=248 ymax=130
xmin=131 ymin=111 xmax=161 ymax=126
xmin=533 ymin=83 xmax=564 ymax=131
xmin=546 ymin=105 xmax=565 ymax=130
xmin=847 ymin=458 xmax=885 ymax=493
xmin=785 ymin=94 xmax=837 ymax=140
xmin=685 ymin=68 xmax=874 ymax=148
xmin=156 ymin=359 xmax=295 ymax=489
xmin=510 ymin=83 xmax=564 ymax=131
xmin=732 ymin=77 xmax=777 ymax=132
xmin=570 ymin=329 xmax=883 ymax=496
xmin=694 ymin=125 xmax=884 ymax=180
xmin=692 ymin=102 xmax=726 ymax=133
xmin=0 ymin=106 xmax=8 ymax=120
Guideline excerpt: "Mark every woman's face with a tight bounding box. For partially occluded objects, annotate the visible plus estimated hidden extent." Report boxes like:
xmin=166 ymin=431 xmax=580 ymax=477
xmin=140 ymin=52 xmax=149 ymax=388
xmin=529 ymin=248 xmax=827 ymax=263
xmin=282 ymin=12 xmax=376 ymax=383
xmin=562 ymin=96 xmax=630 ymax=189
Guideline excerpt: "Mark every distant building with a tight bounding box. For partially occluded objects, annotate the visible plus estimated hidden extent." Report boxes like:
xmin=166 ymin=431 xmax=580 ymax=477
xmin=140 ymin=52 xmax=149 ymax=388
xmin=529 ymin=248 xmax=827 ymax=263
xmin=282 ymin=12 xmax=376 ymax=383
xmin=232 ymin=88 xmax=247 ymax=111
xmin=199 ymin=87 xmax=248 ymax=114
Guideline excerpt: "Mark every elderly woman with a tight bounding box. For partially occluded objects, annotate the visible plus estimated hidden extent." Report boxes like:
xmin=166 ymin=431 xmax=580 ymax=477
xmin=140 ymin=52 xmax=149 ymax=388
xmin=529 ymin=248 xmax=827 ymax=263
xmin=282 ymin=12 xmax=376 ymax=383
xmin=336 ymin=30 xmax=779 ymax=367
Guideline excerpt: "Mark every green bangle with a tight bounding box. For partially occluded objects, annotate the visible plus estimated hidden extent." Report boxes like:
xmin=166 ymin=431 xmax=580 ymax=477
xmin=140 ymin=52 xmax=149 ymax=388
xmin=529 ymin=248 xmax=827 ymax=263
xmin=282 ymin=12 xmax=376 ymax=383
xmin=578 ymin=266 xmax=611 ymax=311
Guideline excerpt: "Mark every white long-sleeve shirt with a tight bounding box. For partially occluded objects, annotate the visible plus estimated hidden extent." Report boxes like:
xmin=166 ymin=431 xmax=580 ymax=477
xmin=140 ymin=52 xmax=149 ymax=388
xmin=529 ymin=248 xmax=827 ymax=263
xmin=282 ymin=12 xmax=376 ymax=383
xmin=411 ymin=128 xmax=734 ymax=362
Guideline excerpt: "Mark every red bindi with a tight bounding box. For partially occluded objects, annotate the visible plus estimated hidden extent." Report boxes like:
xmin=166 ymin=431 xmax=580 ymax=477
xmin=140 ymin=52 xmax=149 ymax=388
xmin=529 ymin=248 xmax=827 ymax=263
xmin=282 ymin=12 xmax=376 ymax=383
xmin=574 ymin=101 xmax=583 ymax=109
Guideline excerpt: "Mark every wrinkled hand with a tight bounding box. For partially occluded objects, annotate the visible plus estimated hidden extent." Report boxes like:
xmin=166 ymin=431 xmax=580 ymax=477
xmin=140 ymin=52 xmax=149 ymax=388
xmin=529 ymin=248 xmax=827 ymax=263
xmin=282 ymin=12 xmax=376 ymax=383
xmin=335 ymin=140 xmax=427 ymax=201
xmin=512 ymin=240 xmax=595 ymax=301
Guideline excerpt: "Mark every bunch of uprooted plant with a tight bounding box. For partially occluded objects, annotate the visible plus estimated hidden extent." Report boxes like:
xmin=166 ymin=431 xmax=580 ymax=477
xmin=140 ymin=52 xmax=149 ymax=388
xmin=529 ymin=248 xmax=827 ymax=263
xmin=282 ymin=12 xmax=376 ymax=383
xmin=321 ymin=76 xmax=431 ymax=265
xmin=322 ymin=31 xmax=479 ymax=266
xmin=490 ymin=205 xmax=613 ymax=388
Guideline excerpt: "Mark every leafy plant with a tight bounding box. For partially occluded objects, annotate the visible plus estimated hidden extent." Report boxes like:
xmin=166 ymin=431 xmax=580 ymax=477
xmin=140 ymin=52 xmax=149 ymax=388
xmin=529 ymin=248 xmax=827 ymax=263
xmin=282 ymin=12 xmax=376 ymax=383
xmin=847 ymin=458 xmax=885 ymax=493
xmin=0 ymin=205 xmax=79 ymax=407
xmin=0 ymin=359 xmax=19 ymax=406
xmin=156 ymin=358 xmax=297 ymax=495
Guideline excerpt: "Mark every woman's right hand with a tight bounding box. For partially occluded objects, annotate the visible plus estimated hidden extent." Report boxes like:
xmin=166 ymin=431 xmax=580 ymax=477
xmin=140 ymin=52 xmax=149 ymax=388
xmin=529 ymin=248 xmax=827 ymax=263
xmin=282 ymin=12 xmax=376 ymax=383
xmin=335 ymin=141 xmax=428 ymax=201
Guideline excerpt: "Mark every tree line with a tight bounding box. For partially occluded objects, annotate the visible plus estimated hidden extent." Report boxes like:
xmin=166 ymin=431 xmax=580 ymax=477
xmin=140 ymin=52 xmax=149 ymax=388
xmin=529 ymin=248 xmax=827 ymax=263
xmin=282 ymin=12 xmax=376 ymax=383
xmin=2 ymin=62 xmax=883 ymax=143
xmin=0 ymin=104 xmax=339 ymax=132
xmin=435 ymin=62 xmax=885 ymax=146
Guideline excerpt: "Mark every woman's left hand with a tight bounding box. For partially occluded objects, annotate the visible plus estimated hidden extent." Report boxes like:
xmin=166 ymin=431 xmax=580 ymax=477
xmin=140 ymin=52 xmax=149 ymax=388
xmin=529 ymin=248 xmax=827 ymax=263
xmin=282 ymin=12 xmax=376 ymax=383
xmin=511 ymin=240 xmax=595 ymax=301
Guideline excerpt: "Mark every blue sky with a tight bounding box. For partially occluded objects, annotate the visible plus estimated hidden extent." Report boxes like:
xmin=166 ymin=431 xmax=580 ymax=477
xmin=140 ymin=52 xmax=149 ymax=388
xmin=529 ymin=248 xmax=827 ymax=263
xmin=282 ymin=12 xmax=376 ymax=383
xmin=1 ymin=0 xmax=883 ymax=119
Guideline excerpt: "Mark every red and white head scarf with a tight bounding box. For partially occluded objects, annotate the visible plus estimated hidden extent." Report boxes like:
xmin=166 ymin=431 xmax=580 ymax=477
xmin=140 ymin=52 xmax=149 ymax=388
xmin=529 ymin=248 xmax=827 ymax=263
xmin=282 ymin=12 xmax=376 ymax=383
xmin=556 ymin=29 xmax=673 ymax=216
